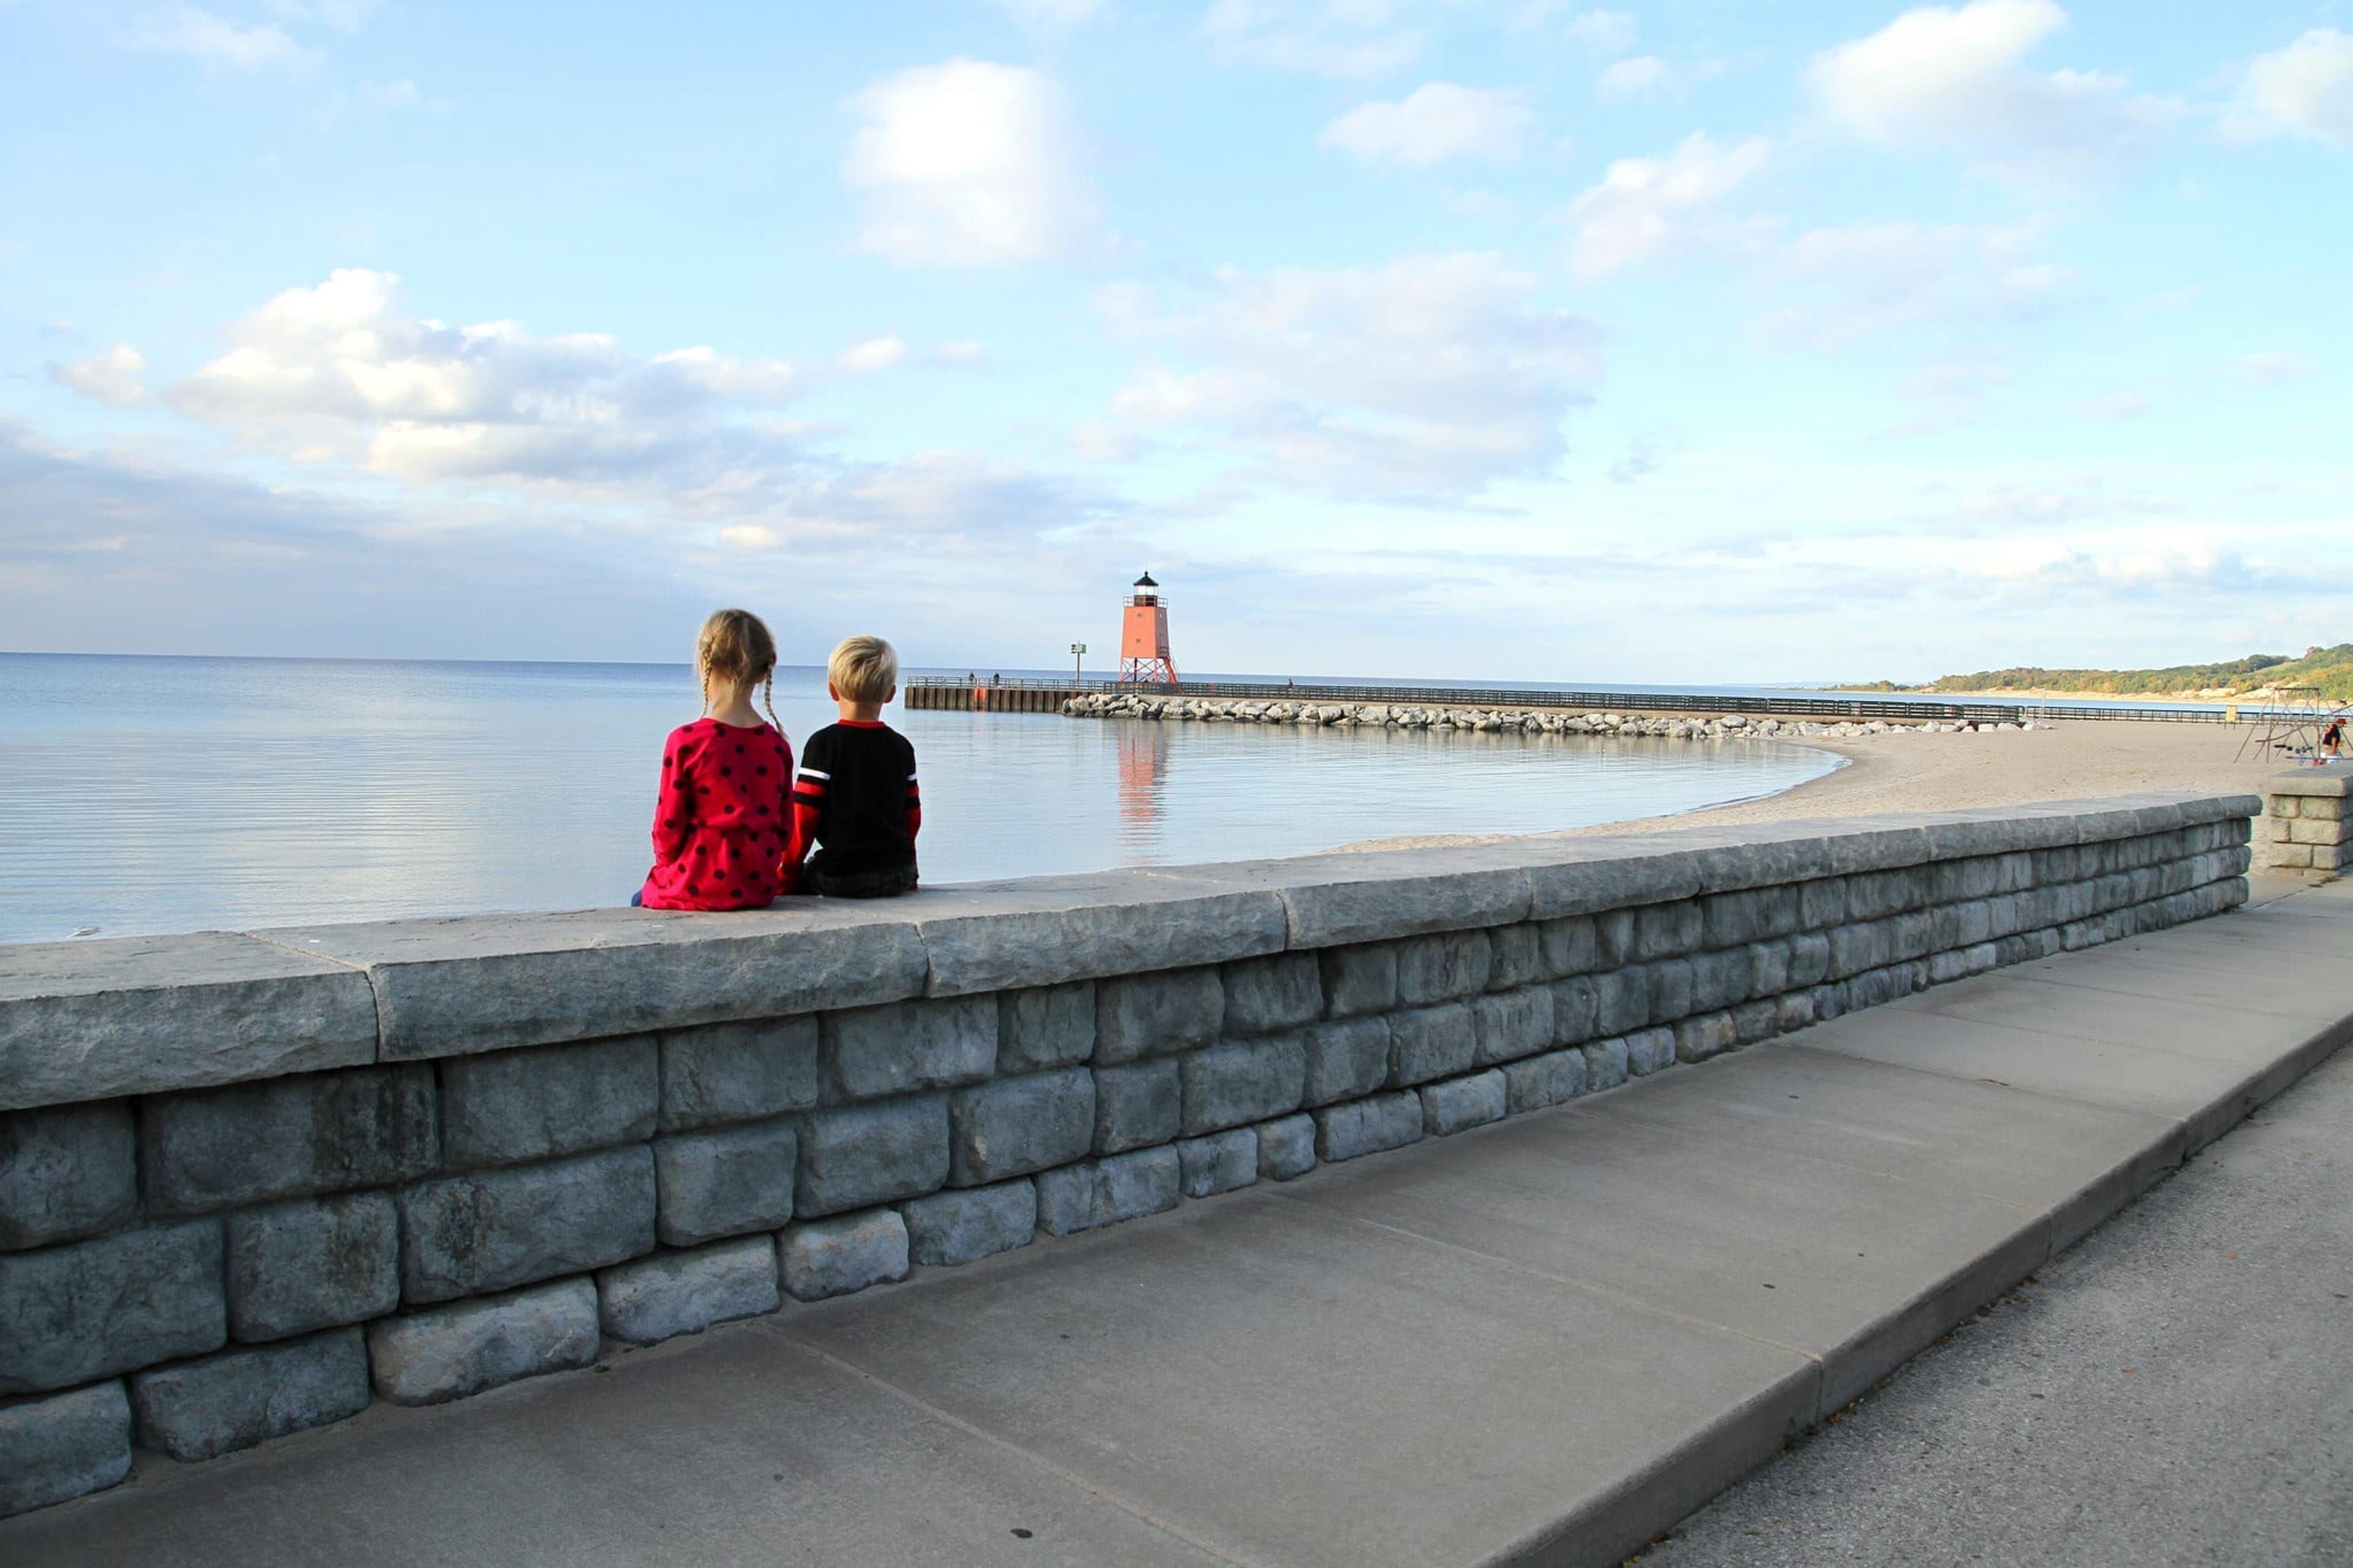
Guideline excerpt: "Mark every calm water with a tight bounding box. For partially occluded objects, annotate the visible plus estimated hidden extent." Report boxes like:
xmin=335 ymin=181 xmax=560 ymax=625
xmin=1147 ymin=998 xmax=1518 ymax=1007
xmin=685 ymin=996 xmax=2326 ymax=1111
xmin=0 ymin=654 xmax=1839 ymax=945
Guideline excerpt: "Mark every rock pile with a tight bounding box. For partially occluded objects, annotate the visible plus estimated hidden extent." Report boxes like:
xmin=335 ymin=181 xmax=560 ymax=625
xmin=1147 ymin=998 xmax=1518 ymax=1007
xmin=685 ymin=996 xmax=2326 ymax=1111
xmin=1063 ymin=692 xmax=2036 ymax=741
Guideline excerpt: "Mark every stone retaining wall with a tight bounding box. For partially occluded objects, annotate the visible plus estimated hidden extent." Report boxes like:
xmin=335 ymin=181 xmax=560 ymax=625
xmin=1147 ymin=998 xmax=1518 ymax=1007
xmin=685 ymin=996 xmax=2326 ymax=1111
xmin=0 ymin=793 xmax=2256 ymax=1517
xmin=2260 ymin=768 xmax=2347 ymax=876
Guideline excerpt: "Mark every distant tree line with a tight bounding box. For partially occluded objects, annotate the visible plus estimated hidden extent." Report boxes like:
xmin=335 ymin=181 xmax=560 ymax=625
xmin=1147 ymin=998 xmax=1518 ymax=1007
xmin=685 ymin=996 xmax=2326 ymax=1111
xmin=1847 ymin=643 xmax=2353 ymax=702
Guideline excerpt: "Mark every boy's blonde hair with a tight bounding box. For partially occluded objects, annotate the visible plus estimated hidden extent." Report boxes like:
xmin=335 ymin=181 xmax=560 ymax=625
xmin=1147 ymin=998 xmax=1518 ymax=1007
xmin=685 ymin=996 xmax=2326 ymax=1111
xmin=828 ymin=634 xmax=899 ymax=705
xmin=697 ymin=608 xmax=779 ymax=725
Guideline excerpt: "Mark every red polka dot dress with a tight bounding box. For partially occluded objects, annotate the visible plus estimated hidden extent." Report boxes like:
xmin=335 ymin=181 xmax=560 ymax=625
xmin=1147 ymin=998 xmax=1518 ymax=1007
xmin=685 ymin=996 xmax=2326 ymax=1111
xmin=637 ymin=718 xmax=795 ymax=911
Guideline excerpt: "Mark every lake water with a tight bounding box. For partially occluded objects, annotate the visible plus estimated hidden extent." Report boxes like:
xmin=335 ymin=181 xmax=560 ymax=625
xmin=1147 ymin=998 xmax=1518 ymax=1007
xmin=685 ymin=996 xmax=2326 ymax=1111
xmin=0 ymin=654 xmax=1840 ymax=945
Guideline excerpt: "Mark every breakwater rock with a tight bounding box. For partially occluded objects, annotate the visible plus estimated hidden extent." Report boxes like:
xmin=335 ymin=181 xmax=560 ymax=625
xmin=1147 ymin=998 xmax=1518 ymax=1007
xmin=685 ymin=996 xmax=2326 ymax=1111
xmin=1063 ymin=692 xmax=2034 ymax=741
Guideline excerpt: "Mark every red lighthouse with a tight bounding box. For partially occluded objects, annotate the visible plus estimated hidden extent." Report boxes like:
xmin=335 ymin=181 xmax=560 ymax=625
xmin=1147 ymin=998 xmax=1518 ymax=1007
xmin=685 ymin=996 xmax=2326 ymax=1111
xmin=1119 ymin=572 xmax=1180 ymax=685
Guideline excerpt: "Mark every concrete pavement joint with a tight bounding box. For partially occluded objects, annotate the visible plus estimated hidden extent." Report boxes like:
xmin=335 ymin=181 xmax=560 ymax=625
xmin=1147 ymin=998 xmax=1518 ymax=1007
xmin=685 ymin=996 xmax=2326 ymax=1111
xmin=761 ymin=1328 xmax=1268 ymax=1568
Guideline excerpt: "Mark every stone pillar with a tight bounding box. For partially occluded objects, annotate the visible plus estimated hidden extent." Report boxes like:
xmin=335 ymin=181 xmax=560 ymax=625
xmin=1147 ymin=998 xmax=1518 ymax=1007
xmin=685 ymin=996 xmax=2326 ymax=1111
xmin=2261 ymin=769 xmax=2350 ymax=877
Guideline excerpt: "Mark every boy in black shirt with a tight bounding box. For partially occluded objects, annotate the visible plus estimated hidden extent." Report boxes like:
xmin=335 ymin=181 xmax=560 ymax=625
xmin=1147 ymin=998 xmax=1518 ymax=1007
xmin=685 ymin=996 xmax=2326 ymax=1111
xmin=784 ymin=635 xmax=920 ymax=898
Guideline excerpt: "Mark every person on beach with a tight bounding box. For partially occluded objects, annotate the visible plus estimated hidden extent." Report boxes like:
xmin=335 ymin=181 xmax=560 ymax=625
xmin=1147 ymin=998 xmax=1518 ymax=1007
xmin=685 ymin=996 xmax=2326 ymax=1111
xmin=634 ymin=609 xmax=794 ymax=910
xmin=2324 ymin=717 xmax=2346 ymax=759
xmin=785 ymin=635 xmax=921 ymax=898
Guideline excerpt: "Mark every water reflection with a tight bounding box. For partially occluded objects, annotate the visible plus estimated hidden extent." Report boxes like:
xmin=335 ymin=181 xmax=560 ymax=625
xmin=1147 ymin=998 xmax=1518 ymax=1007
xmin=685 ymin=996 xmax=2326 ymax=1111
xmin=1117 ymin=723 xmax=1172 ymax=854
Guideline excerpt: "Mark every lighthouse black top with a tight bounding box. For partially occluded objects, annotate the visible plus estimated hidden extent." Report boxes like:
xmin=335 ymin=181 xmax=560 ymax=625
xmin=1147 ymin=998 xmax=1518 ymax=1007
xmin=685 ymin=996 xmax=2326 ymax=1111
xmin=786 ymin=720 xmax=922 ymax=881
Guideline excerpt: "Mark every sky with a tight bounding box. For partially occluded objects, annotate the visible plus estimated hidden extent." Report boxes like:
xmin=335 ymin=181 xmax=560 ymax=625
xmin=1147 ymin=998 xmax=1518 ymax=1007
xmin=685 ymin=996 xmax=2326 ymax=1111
xmin=1 ymin=0 xmax=2347 ymax=683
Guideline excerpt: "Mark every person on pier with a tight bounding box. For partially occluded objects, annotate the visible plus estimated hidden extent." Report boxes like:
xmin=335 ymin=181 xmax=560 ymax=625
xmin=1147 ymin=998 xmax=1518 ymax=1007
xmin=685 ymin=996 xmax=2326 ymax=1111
xmin=785 ymin=636 xmax=922 ymax=898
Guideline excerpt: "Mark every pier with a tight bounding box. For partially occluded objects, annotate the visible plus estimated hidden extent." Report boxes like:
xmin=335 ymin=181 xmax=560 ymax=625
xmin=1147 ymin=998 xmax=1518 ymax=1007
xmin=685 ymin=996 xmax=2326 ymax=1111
xmin=904 ymin=675 xmax=2305 ymax=724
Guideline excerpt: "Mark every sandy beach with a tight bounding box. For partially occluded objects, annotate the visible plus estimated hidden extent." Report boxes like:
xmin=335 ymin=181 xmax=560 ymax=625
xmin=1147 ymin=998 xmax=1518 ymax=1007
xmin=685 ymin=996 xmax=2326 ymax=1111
xmin=1342 ymin=720 xmax=2293 ymax=852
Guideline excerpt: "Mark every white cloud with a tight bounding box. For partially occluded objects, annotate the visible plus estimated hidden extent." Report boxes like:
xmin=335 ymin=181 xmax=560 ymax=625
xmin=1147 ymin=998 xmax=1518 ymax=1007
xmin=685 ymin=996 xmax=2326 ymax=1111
xmin=2238 ymin=352 xmax=2314 ymax=385
xmin=1808 ymin=0 xmax=2173 ymax=182
xmin=127 ymin=4 xmax=320 ymax=71
xmin=143 ymin=270 xmax=1110 ymax=553
xmin=266 ymin=0 xmax=378 ymax=31
xmin=1200 ymin=0 xmax=1433 ymax=79
xmin=1097 ymin=251 xmax=1602 ymax=502
xmin=1759 ymin=221 xmax=2071 ymax=347
xmin=934 ymin=339 xmax=989 ymax=366
xmin=1595 ymin=56 xmax=1667 ymax=100
xmin=843 ymin=59 xmax=1093 ymax=267
xmin=51 ymin=345 xmax=151 ymax=407
xmin=838 ymin=336 xmax=911 ymax=373
xmin=1564 ymin=132 xmax=1771 ymax=278
xmin=1320 ymin=83 xmax=1532 ymax=167
xmin=992 ymin=0 xmax=1105 ymax=26
xmin=2237 ymin=28 xmax=2353 ymax=146
xmin=1563 ymin=8 xmax=1635 ymax=55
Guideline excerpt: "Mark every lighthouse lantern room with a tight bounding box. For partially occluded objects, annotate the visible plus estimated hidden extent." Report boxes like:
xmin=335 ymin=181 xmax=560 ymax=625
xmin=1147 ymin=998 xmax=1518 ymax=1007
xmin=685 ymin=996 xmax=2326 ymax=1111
xmin=1118 ymin=572 xmax=1180 ymax=685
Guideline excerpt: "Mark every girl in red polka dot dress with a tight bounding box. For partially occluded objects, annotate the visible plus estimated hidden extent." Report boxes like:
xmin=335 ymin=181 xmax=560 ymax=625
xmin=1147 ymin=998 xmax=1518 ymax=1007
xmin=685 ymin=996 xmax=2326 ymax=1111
xmin=633 ymin=609 xmax=797 ymax=911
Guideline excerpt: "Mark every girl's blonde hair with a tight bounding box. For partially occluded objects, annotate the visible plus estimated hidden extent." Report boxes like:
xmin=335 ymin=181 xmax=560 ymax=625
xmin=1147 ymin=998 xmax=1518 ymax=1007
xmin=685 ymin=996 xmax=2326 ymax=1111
xmin=828 ymin=635 xmax=899 ymax=705
xmin=697 ymin=608 xmax=779 ymax=728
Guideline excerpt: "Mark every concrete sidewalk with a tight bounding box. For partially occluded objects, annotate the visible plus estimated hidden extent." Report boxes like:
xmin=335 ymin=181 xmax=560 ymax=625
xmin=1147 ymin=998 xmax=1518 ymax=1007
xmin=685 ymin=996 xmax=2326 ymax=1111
xmin=7 ymin=879 xmax=2350 ymax=1568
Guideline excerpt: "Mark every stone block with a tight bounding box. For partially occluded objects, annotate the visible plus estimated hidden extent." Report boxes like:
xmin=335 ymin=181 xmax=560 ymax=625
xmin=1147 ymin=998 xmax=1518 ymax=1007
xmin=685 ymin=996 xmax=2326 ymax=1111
xmin=226 ymin=1191 xmax=400 ymax=1343
xmin=1625 ymin=1027 xmax=1676 ymax=1077
xmin=1645 ymin=958 xmax=1696 ymax=1024
xmin=2286 ymin=816 xmax=2344 ymax=846
xmin=1092 ymin=1060 xmax=1181 ymax=1154
xmin=950 ymin=1067 xmax=1094 ymax=1185
xmin=368 ymin=1277 xmax=599 ymax=1406
xmin=1421 ymin=1071 xmax=1507 ymax=1136
xmin=1035 ymin=1148 xmax=1181 ymax=1236
xmin=1593 ymin=967 xmax=1652 ymax=1036
xmin=1688 ymin=949 xmax=1751 ymax=1013
xmin=1095 ymin=969 xmax=1224 ymax=1064
xmin=656 ymin=1119 xmax=797 ymax=1247
xmin=0 ymin=933 xmax=376 ymax=1114
xmin=1176 ymin=1129 xmax=1259 ymax=1198
xmin=1301 ymin=1017 xmax=1391 ymax=1106
xmin=1537 ymin=915 xmax=1598 ymax=979
xmin=1181 ymin=1037 xmax=1308 ymax=1134
xmin=795 ymin=1095 xmax=949 ymax=1218
xmin=1313 ymin=1092 xmax=1424 ymax=1163
xmin=1594 ymin=909 xmax=1638 ymax=968
xmin=596 ymin=1236 xmax=778 ymax=1344
xmin=0 ymin=1103 xmax=136 ymax=1254
xmin=0 ymin=1379 xmax=131 ymax=1517
xmin=1220 ymin=954 xmax=1322 ymax=1036
xmin=398 ymin=1147 xmax=655 ymax=1304
xmin=1674 ymin=1013 xmax=1738 ymax=1064
xmin=142 ymin=1064 xmax=438 ymax=1215
xmin=1472 ymin=987 xmax=1555 ymax=1067
xmin=1745 ymin=941 xmax=1792 ymax=1001
xmin=1730 ymin=999 xmax=1780 ymax=1045
xmin=0 ymin=1103 xmax=136 ymax=1256
xmin=903 ymin=1181 xmax=1037 ymax=1267
xmin=995 ymin=982 xmax=1096 ymax=1072
xmin=1633 ymin=901 xmax=1703 ymax=961
xmin=1582 ymin=1037 xmax=1630 ymax=1093
xmin=1502 ymin=1048 xmax=1588 ymax=1114
xmin=1828 ymin=922 xmax=1892 ymax=980
xmin=1486 ymin=924 xmax=1545 ymax=991
xmin=129 ymin=1327 xmax=369 ymax=1462
xmin=1395 ymin=931 xmax=1493 ymax=1005
xmin=1847 ymin=867 xmax=1927 ymax=919
xmin=1786 ymin=931 xmax=1832 ymax=990
xmin=1928 ymin=949 xmax=1971 ymax=985
xmin=657 ymin=1016 xmax=820 ymax=1132
xmin=781 ymin=1208 xmax=909 ymax=1301
xmin=1550 ymin=975 xmax=1601 ymax=1045
xmin=1319 ymin=943 xmax=1399 ymax=1019
xmin=1388 ymin=1001 xmax=1477 ymax=1087
xmin=1703 ymin=886 xmax=1799 ymax=948
xmin=441 ymin=1035 xmax=657 ymax=1168
xmin=914 ymin=879 xmax=1286 ymax=996
xmin=1256 ymin=1115 xmax=1317 ymax=1181
xmin=0 ymin=1221 xmax=224 ymax=1395
xmin=1798 ymin=878 xmax=1847 ymax=928
xmin=1276 ymin=861 xmax=1528 ymax=947
xmin=822 ymin=995 xmax=996 ymax=1102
